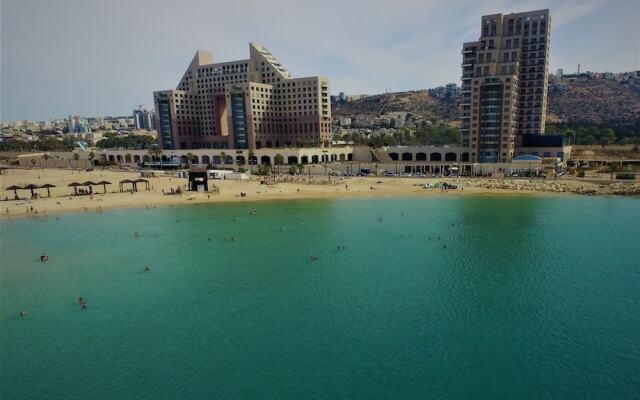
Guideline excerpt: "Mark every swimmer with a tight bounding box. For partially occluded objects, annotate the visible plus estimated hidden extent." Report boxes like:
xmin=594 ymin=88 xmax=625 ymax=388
xmin=20 ymin=310 xmax=28 ymax=317
xmin=144 ymin=266 xmax=151 ymax=272
xmin=40 ymin=253 xmax=49 ymax=262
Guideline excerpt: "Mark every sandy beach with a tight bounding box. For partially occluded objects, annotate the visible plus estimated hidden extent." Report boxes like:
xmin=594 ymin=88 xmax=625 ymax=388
xmin=0 ymin=167 xmax=637 ymax=218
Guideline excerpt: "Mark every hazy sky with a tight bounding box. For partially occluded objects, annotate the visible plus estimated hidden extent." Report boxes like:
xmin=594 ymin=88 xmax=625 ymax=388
xmin=1 ymin=0 xmax=639 ymax=121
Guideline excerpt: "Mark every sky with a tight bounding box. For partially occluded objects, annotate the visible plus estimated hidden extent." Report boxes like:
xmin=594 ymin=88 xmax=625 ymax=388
xmin=1 ymin=0 xmax=639 ymax=121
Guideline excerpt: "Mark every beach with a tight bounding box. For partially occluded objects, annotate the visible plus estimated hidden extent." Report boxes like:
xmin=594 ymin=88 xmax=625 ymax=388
xmin=1 ymin=167 xmax=638 ymax=218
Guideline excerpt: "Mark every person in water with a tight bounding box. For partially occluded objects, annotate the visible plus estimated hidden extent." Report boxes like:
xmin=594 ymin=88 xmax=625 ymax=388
xmin=20 ymin=310 xmax=28 ymax=317
xmin=40 ymin=253 xmax=49 ymax=262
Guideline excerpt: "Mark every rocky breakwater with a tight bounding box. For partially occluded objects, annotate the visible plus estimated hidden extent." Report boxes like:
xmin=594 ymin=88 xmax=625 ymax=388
xmin=462 ymin=179 xmax=640 ymax=196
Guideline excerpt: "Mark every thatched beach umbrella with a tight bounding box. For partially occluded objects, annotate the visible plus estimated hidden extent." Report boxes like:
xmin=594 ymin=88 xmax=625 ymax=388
xmin=119 ymin=179 xmax=134 ymax=192
xmin=68 ymin=182 xmax=81 ymax=195
xmin=95 ymin=180 xmax=112 ymax=194
xmin=40 ymin=183 xmax=56 ymax=197
xmin=134 ymin=178 xmax=150 ymax=191
xmin=6 ymin=185 xmax=23 ymax=200
xmin=24 ymin=183 xmax=40 ymax=197
xmin=81 ymin=181 xmax=97 ymax=194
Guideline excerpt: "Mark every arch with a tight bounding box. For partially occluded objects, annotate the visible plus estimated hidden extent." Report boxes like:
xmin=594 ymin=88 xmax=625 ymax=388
xmin=330 ymin=154 xmax=337 ymax=162
xmin=347 ymin=153 xmax=353 ymax=161
xmin=402 ymin=152 xmax=413 ymax=161
xmin=108 ymin=155 xmax=116 ymax=162
xmin=133 ymin=155 xmax=141 ymax=163
xmin=311 ymin=155 xmax=319 ymax=164
xmin=339 ymin=154 xmax=346 ymax=161
xmin=125 ymin=154 xmax=132 ymax=163
xmin=445 ymin=152 xmax=457 ymax=162
xmin=116 ymin=155 xmax=123 ymax=163
xmin=288 ymin=156 xmax=298 ymax=165
xmin=260 ymin=155 xmax=271 ymax=165
xmin=224 ymin=156 xmax=233 ymax=165
xmin=301 ymin=156 xmax=309 ymax=164
xmin=430 ymin=152 xmax=442 ymax=161
xmin=235 ymin=156 xmax=246 ymax=165
xmin=416 ymin=152 xmax=427 ymax=161
xmin=212 ymin=155 xmax=222 ymax=165
xmin=180 ymin=155 xmax=188 ymax=165
xmin=389 ymin=152 xmax=399 ymax=161
xmin=249 ymin=155 xmax=258 ymax=165
xmin=201 ymin=155 xmax=210 ymax=165
xmin=143 ymin=155 xmax=151 ymax=162
xmin=461 ymin=152 xmax=470 ymax=162
xmin=161 ymin=155 xmax=170 ymax=162
xmin=321 ymin=154 xmax=328 ymax=162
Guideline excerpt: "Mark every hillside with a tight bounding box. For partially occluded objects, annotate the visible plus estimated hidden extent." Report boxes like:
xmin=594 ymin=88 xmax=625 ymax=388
xmin=548 ymin=75 xmax=640 ymax=125
xmin=333 ymin=73 xmax=640 ymax=127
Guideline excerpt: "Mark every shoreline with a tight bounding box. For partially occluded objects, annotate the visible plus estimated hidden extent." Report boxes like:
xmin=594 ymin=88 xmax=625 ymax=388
xmin=1 ymin=168 xmax=637 ymax=220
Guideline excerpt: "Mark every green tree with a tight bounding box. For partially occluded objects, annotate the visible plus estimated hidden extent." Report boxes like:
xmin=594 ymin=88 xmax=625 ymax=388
xmin=248 ymin=149 xmax=255 ymax=172
xmin=274 ymin=154 xmax=285 ymax=174
xmin=185 ymin=152 xmax=196 ymax=167
xmin=219 ymin=151 xmax=227 ymax=167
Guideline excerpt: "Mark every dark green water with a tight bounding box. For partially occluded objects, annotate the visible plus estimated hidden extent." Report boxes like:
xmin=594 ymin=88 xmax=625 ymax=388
xmin=1 ymin=196 xmax=639 ymax=399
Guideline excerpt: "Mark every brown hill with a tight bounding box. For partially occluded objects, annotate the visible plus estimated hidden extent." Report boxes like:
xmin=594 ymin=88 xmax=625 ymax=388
xmin=334 ymin=73 xmax=640 ymax=126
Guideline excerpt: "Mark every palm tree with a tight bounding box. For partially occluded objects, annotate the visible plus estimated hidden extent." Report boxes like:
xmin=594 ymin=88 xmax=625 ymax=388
xmin=274 ymin=153 xmax=284 ymax=174
xmin=186 ymin=152 xmax=196 ymax=168
xmin=43 ymin=153 xmax=50 ymax=168
xmin=73 ymin=152 xmax=80 ymax=168
xmin=88 ymin=151 xmax=95 ymax=168
xmin=220 ymin=151 xmax=227 ymax=168
xmin=248 ymin=149 xmax=255 ymax=172
xmin=148 ymin=147 xmax=162 ymax=167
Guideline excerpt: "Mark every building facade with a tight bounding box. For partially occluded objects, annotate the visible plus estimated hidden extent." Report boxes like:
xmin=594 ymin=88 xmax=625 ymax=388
xmin=133 ymin=109 xmax=155 ymax=130
xmin=460 ymin=9 xmax=551 ymax=163
xmin=154 ymin=43 xmax=332 ymax=150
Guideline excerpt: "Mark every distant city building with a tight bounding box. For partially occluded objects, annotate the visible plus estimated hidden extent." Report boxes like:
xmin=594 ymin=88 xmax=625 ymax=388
xmin=428 ymin=84 xmax=459 ymax=99
xmin=556 ymin=68 xmax=563 ymax=80
xmin=460 ymin=9 xmax=551 ymax=162
xmin=133 ymin=109 xmax=155 ymax=130
xmin=153 ymin=42 xmax=332 ymax=150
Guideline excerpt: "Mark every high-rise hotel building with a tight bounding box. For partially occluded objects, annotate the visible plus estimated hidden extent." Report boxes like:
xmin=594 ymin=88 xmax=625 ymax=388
xmin=154 ymin=43 xmax=331 ymax=150
xmin=460 ymin=9 xmax=551 ymax=162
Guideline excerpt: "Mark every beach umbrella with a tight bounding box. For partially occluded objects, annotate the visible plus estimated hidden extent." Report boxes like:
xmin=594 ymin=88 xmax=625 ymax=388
xmin=81 ymin=181 xmax=97 ymax=194
xmin=40 ymin=183 xmax=56 ymax=197
xmin=95 ymin=180 xmax=112 ymax=193
xmin=6 ymin=185 xmax=23 ymax=199
xmin=68 ymin=182 xmax=81 ymax=195
xmin=24 ymin=183 xmax=40 ymax=197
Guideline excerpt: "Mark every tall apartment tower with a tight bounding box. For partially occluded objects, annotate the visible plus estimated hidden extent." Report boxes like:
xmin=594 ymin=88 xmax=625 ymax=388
xmin=154 ymin=43 xmax=332 ymax=150
xmin=460 ymin=9 xmax=551 ymax=163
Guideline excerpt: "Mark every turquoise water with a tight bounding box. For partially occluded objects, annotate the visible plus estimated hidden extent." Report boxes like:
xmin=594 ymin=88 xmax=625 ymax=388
xmin=1 ymin=196 xmax=639 ymax=399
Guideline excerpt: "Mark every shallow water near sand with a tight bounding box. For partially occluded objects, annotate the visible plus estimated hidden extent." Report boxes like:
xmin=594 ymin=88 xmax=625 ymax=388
xmin=1 ymin=196 xmax=639 ymax=399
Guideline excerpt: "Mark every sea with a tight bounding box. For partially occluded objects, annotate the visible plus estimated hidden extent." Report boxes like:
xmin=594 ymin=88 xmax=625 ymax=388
xmin=1 ymin=196 xmax=639 ymax=399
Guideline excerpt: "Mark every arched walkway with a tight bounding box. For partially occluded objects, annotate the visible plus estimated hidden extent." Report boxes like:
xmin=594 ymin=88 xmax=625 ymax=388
xmin=311 ymin=155 xmax=319 ymax=164
xmin=416 ymin=152 xmax=427 ymax=161
xmin=201 ymin=155 xmax=210 ymax=165
xmin=301 ymin=156 xmax=309 ymax=164
xmin=461 ymin=152 xmax=470 ymax=162
xmin=445 ymin=152 xmax=457 ymax=162
xmin=347 ymin=153 xmax=353 ymax=161
xmin=116 ymin=155 xmax=123 ymax=163
xmin=235 ymin=156 xmax=246 ymax=165
xmin=261 ymin=156 xmax=271 ymax=165
xmin=430 ymin=152 xmax=442 ymax=161
xmin=125 ymin=154 xmax=132 ymax=163
xmin=402 ymin=152 xmax=412 ymax=161
xmin=224 ymin=156 xmax=233 ymax=165
xmin=389 ymin=152 xmax=399 ymax=161
xmin=108 ymin=155 xmax=115 ymax=162
xmin=133 ymin=155 xmax=141 ymax=163
xmin=330 ymin=154 xmax=337 ymax=162
xmin=288 ymin=156 xmax=298 ymax=165
xmin=212 ymin=156 xmax=222 ymax=165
